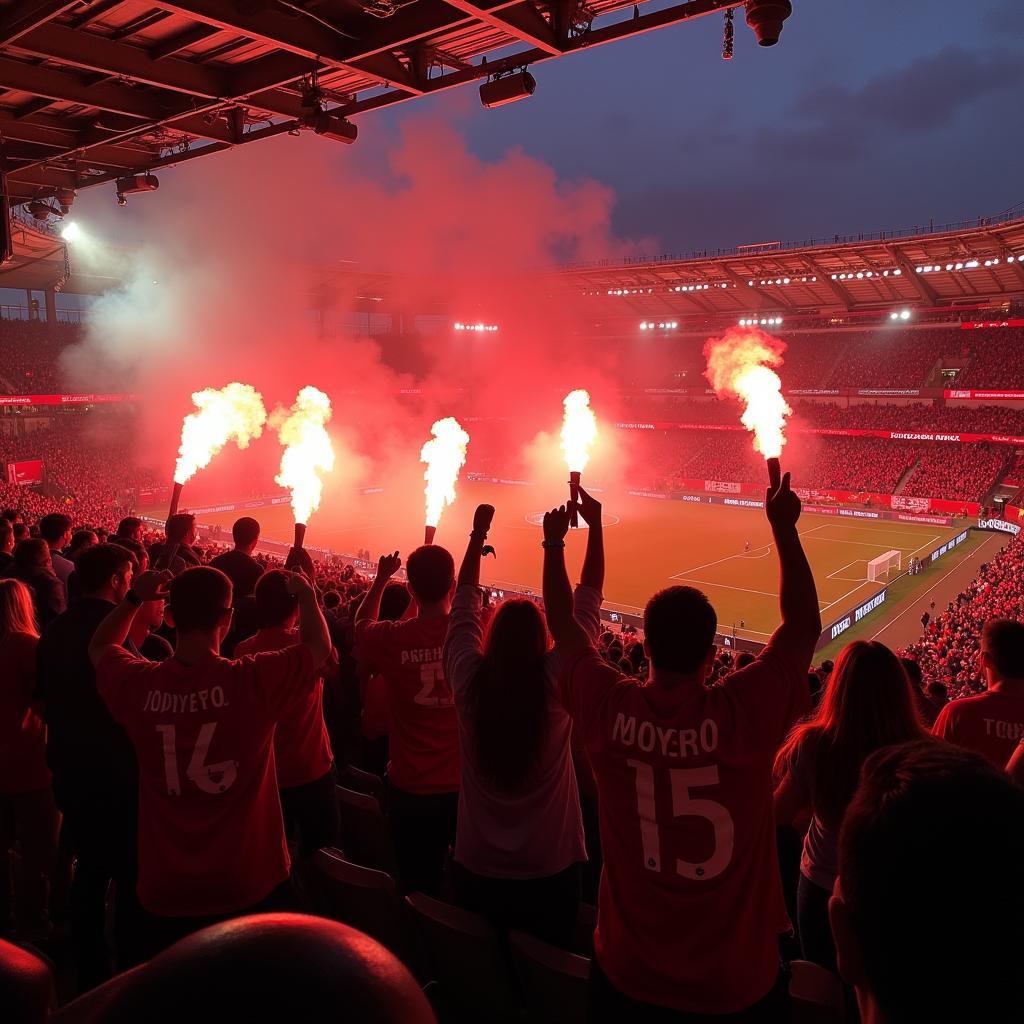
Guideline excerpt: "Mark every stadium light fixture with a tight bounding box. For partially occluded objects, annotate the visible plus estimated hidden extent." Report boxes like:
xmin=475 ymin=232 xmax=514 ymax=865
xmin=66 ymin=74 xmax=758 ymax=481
xmin=744 ymin=0 xmax=792 ymax=46
xmin=60 ymin=221 xmax=81 ymax=242
xmin=480 ymin=71 xmax=536 ymax=109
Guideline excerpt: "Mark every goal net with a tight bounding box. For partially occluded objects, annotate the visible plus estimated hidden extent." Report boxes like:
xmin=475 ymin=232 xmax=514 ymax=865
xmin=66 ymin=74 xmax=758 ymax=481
xmin=867 ymin=549 xmax=902 ymax=582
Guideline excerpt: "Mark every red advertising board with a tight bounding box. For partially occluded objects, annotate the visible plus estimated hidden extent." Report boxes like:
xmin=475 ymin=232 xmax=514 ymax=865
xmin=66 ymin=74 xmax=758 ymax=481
xmin=6 ymin=459 xmax=43 ymax=485
xmin=0 ymin=393 xmax=137 ymax=406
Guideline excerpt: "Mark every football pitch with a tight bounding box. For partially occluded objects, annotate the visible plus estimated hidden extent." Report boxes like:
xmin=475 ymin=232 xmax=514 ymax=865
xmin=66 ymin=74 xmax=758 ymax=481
xmin=151 ymin=480 xmax=977 ymax=650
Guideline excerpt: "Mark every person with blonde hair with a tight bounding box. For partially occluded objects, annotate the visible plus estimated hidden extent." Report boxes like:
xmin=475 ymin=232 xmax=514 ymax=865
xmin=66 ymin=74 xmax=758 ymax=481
xmin=0 ymin=578 xmax=59 ymax=940
xmin=774 ymin=640 xmax=926 ymax=971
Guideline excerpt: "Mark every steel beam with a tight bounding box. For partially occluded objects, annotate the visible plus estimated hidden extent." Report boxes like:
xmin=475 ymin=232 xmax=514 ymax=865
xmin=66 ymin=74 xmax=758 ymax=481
xmin=441 ymin=0 xmax=560 ymax=54
xmin=0 ymin=0 xmax=81 ymax=45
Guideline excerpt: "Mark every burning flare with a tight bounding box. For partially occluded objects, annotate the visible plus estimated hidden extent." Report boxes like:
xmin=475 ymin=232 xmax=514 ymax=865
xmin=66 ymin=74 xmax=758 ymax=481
xmin=421 ymin=417 xmax=470 ymax=528
xmin=560 ymin=389 xmax=598 ymax=473
xmin=174 ymin=382 xmax=267 ymax=485
xmin=704 ymin=328 xmax=791 ymax=459
xmin=273 ymin=386 xmax=336 ymax=525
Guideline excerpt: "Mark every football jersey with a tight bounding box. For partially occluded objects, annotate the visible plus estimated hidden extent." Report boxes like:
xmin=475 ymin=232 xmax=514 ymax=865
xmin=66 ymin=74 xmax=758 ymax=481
xmin=561 ymin=641 xmax=809 ymax=1014
xmin=97 ymin=644 xmax=315 ymax=917
xmin=933 ymin=689 xmax=1024 ymax=767
xmin=235 ymin=626 xmax=334 ymax=789
xmin=354 ymin=615 xmax=458 ymax=793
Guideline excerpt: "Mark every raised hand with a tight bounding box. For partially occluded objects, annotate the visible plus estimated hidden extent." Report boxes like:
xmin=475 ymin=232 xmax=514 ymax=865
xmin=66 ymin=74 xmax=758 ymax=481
xmin=574 ymin=486 xmax=603 ymax=528
xmin=472 ymin=504 xmax=496 ymax=537
xmin=543 ymin=506 xmax=572 ymax=544
xmin=765 ymin=459 xmax=801 ymax=531
xmin=376 ymin=551 xmax=402 ymax=581
xmin=131 ymin=569 xmax=172 ymax=602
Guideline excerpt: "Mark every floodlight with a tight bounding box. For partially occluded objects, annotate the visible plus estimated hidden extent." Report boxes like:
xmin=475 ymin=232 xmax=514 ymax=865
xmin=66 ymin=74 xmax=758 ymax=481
xmin=61 ymin=222 xmax=81 ymax=242
xmin=480 ymin=71 xmax=536 ymax=109
xmin=744 ymin=0 xmax=792 ymax=46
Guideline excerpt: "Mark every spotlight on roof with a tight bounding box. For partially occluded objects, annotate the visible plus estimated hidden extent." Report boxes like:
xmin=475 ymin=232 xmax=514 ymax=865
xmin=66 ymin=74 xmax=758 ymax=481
xmin=306 ymin=110 xmax=358 ymax=145
xmin=744 ymin=0 xmax=792 ymax=46
xmin=61 ymin=221 xmax=81 ymax=242
xmin=115 ymin=173 xmax=159 ymax=206
xmin=480 ymin=71 xmax=536 ymax=109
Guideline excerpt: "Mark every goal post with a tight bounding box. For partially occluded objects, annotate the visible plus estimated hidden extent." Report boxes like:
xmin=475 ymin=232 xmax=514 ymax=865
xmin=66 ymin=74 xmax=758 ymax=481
xmin=867 ymin=549 xmax=902 ymax=582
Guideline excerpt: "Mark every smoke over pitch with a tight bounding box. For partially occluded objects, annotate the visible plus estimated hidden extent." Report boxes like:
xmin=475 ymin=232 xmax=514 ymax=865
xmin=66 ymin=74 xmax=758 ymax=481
xmin=64 ymin=117 xmax=650 ymax=507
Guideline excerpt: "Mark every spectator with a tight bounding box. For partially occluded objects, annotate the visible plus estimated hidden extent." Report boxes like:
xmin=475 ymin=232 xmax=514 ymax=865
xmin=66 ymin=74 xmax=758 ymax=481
xmin=236 ymin=568 xmax=338 ymax=859
xmin=443 ymin=495 xmax=601 ymax=947
xmin=0 ymin=520 xmax=13 ymax=572
xmin=774 ymin=642 xmax=925 ymax=971
xmin=932 ymin=618 xmax=1024 ymax=765
xmin=355 ymin=545 xmax=459 ymax=897
xmin=3 ymin=538 xmax=65 ymax=628
xmin=209 ymin=517 xmax=263 ymax=599
xmin=830 ymin=740 xmax=1024 ymax=1023
xmin=69 ymin=530 xmax=98 ymax=560
xmin=39 ymin=513 xmax=74 ymax=589
xmin=116 ymin=517 xmax=144 ymax=544
xmin=545 ymin=464 xmax=821 ymax=1020
xmin=34 ymin=542 xmax=139 ymax=988
xmin=0 ymin=579 xmax=58 ymax=941
xmin=89 ymin=565 xmax=330 ymax=958
xmin=149 ymin=514 xmax=200 ymax=575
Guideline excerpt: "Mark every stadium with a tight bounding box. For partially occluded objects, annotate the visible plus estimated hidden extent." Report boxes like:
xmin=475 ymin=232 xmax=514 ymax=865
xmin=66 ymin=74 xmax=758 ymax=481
xmin=1 ymin=1 xmax=1023 ymax=1021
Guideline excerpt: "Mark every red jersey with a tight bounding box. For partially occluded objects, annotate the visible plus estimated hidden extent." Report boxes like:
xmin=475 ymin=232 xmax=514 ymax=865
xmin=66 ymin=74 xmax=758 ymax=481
xmin=933 ymin=689 xmax=1024 ymax=767
xmin=560 ymin=641 xmax=809 ymax=1015
xmin=355 ymin=615 xmax=458 ymax=794
xmin=235 ymin=627 xmax=334 ymax=789
xmin=97 ymin=644 xmax=315 ymax=917
xmin=0 ymin=632 xmax=50 ymax=794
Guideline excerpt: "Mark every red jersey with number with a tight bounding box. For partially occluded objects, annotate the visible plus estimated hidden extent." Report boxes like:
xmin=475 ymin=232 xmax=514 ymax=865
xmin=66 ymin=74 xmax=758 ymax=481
xmin=236 ymin=627 xmax=334 ymax=789
xmin=560 ymin=641 xmax=809 ymax=1014
xmin=355 ymin=615 xmax=458 ymax=794
xmin=933 ymin=689 xmax=1024 ymax=767
xmin=97 ymin=645 xmax=315 ymax=917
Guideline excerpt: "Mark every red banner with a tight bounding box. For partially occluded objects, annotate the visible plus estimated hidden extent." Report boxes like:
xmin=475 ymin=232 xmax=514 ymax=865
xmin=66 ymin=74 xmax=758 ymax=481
xmin=944 ymin=389 xmax=1024 ymax=401
xmin=6 ymin=459 xmax=43 ymax=485
xmin=0 ymin=393 xmax=138 ymax=406
xmin=616 ymin=423 xmax=1024 ymax=445
xmin=960 ymin=320 xmax=1024 ymax=329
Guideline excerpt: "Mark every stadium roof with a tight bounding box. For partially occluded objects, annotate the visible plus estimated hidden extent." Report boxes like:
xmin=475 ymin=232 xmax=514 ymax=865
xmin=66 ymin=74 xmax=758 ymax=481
xmin=550 ymin=206 xmax=1024 ymax=323
xmin=0 ymin=0 xmax=748 ymax=207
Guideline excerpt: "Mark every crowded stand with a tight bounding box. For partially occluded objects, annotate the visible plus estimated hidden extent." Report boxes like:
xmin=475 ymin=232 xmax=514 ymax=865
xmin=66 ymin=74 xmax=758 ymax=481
xmin=0 ymin=320 xmax=96 ymax=394
xmin=952 ymin=327 xmax=1024 ymax=388
xmin=0 ymin=458 xmax=1021 ymax=1023
xmin=901 ymin=444 xmax=1008 ymax=502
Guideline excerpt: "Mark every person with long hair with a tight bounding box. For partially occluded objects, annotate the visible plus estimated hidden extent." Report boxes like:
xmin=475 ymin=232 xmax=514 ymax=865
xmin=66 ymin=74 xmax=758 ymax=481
xmin=0 ymin=578 xmax=59 ymax=941
xmin=774 ymin=640 xmax=926 ymax=971
xmin=443 ymin=492 xmax=605 ymax=947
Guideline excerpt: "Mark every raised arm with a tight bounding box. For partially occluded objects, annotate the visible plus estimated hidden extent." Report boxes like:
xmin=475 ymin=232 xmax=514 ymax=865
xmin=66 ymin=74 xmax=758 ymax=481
xmin=575 ymin=487 xmax=604 ymax=591
xmin=88 ymin=570 xmax=169 ymax=668
xmin=1007 ymin=740 xmax=1024 ymax=787
xmin=765 ymin=458 xmax=822 ymax=666
xmin=456 ymin=504 xmax=495 ymax=590
xmin=543 ymin=505 xmax=589 ymax=655
xmin=287 ymin=571 xmax=331 ymax=666
xmin=355 ymin=552 xmax=402 ymax=626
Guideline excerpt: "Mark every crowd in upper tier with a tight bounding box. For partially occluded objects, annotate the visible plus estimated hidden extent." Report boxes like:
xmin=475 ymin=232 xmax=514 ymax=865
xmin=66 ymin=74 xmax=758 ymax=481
xmin=0 ymin=464 xmax=1021 ymax=1023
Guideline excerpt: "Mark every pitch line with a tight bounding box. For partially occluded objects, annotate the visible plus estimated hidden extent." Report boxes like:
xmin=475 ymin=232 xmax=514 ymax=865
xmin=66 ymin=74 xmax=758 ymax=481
xmin=669 ymin=525 xmax=829 ymax=578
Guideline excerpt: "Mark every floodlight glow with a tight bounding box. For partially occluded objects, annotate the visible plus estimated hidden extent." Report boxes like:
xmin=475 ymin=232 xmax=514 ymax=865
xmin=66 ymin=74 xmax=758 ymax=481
xmin=61 ymin=222 xmax=81 ymax=242
xmin=900 ymin=309 xmax=911 ymax=320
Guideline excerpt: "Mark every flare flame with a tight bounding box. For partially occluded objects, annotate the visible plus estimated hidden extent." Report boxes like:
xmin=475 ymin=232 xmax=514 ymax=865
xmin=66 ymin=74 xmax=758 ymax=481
xmin=174 ymin=382 xmax=267 ymax=485
xmin=704 ymin=328 xmax=791 ymax=459
xmin=421 ymin=417 xmax=470 ymax=528
xmin=560 ymin=389 xmax=598 ymax=472
xmin=273 ymin=386 xmax=336 ymax=525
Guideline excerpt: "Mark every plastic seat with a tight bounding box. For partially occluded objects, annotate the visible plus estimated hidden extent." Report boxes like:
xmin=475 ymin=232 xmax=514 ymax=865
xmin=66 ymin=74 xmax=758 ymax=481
xmin=311 ymin=849 xmax=407 ymax=958
xmin=509 ymin=930 xmax=589 ymax=1024
xmin=335 ymin=785 xmax=399 ymax=878
xmin=790 ymin=959 xmax=847 ymax=1024
xmin=405 ymin=892 xmax=519 ymax=1024
xmin=340 ymin=764 xmax=387 ymax=807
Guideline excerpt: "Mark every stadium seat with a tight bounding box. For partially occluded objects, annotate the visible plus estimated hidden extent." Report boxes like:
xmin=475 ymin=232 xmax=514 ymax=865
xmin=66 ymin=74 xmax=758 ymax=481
xmin=508 ymin=930 xmax=589 ymax=1024
xmin=789 ymin=959 xmax=847 ymax=1024
xmin=340 ymin=764 xmax=387 ymax=806
xmin=0 ymin=938 xmax=55 ymax=1024
xmin=335 ymin=785 xmax=399 ymax=878
xmin=405 ymin=892 xmax=519 ymax=1024
xmin=311 ymin=848 xmax=407 ymax=958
